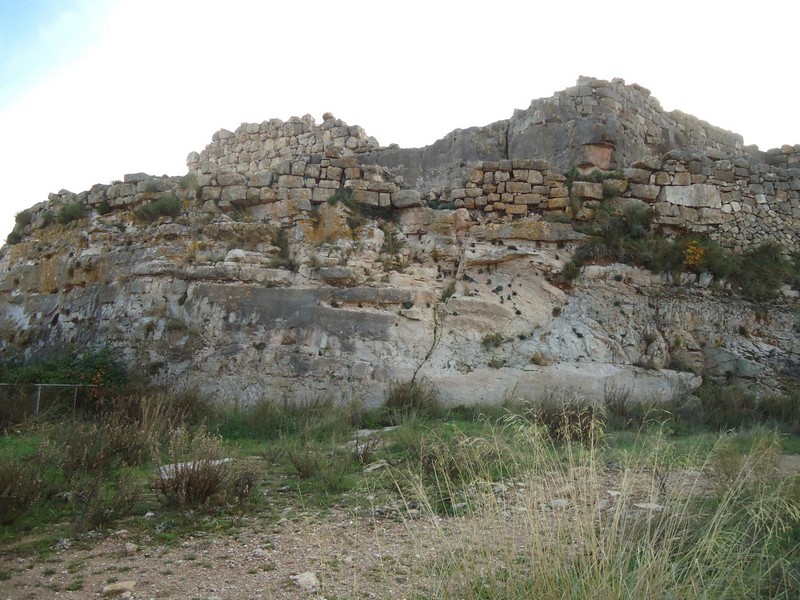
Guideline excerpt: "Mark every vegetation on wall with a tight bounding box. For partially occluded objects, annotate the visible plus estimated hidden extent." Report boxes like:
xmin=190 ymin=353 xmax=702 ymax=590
xmin=567 ymin=205 xmax=800 ymax=299
xmin=56 ymin=202 xmax=87 ymax=225
xmin=0 ymin=347 xmax=127 ymax=387
xmin=327 ymin=187 xmax=392 ymax=230
xmin=133 ymin=194 xmax=181 ymax=222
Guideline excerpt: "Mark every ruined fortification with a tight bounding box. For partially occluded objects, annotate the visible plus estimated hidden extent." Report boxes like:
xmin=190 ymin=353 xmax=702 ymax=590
xmin=2 ymin=77 xmax=798 ymax=404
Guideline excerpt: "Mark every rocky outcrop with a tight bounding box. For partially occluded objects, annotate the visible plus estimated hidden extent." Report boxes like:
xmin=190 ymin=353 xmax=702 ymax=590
xmin=1 ymin=78 xmax=798 ymax=406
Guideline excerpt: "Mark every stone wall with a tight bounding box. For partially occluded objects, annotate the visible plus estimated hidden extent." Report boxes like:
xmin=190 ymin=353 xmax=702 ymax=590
xmin=507 ymin=76 xmax=753 ymax=172
xmin=9 ymin=77 xmax=800 ymax=256
xmin=186 ymin=113 xmax=379 ymax=176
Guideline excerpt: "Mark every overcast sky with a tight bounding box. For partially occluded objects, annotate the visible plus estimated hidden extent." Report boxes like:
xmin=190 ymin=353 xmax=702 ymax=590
xmin=2 ymin=0 xmax=799 ymax=239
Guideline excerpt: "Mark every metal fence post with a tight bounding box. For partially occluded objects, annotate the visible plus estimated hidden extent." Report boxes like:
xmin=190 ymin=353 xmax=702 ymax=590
xmin=34 ymin=384 xmax=41 ymax=416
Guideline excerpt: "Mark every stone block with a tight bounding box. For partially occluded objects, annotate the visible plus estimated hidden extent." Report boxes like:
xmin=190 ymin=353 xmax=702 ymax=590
xmin=672 ymin=172 xmax=691 ymax=186
xmin=367 ymin=180 xmax=397 ymax=193
xmin=221 ymin=186 xmax=247 ymax=202
xmin=527 ymin=171 xmax=544 ymax=185
xmin=505 ymin=204 xmax=527 ymax=215
xmin=654 ymin=171 xmax=671 ymax=185
xmin=312 ymin=188 xmax=332 ymax=203
xmin=344 ymin=167 xmax=361 ymax=179
xmin=201 ymin=186 xmax=221 ymax=201
xmin=506 ymin=181 xmax=532 ymax=194
xmin=468 ymin=169 xmax=484 ymax=184
xmin=548 ymin=197 xmax=569 ymax=209
xmin=278 ymin=175 xmax=305 ymax=188
xmin=659 ymin=184 xmax=722 ymax=209
xmin=249 ymin=171 xmax=273 ymax=187
xmin=571 ymin=181 xmax=603 ymax=200
xmin=550 ymin=186 xmax=568 ymax=198
xmin=628 ymin=184 xmax=660 ymax=201
xmin=494 ymin=171 xmax=510 ymax=182
xmin=260 ymin=188 xmax=278 ymax=202
xmin=623 ymin=168 xmax=652 ymax=184
xmin=305 ymin=164 xmax=321 ymax=179
xmin=465 ymin=187 xmax=482 ymax=198
xmin=391 ymin=190 xmax=421 ymax=208
xmin=291 ymin=161 xmax=306 ymax=176
xmin=289 ymin=188 xmax=312 ymax=202
xmin=326 ymin=166 xmax=343 ymax=180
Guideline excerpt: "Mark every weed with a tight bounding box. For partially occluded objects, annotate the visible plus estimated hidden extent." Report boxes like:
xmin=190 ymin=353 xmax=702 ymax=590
xmin=154 ymin=426 xmax=260 ymax=508
xmin=14 ymin=209 xmax=32 ymax=227
xmin=440 ymin=280 xmax=456 ymax=302
xmin=133 ymin=194 xmax=181 ymax=222
xmin=5 ymin=229 xmax=22 ymax=245
xmin=481 ymin=332 xmax=503 ymax=349
xmin=56 ymin=202 xmax=87 ymax=225
xmin=384 ymin=378 xmax=441 ymax=422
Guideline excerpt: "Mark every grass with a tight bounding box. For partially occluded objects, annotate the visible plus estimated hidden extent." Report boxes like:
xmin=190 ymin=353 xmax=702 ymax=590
xmin=0 ymin=382 xmax=798 ymax=597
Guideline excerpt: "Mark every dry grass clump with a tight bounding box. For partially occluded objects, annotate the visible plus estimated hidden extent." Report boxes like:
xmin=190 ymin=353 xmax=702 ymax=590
xmin=153 ymin=426 xmax=259 ymax=508
xmin=395 ymin=413 xmax=800 ymax=599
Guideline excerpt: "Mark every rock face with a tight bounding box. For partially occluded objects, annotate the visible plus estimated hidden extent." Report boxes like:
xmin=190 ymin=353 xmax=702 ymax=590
xmin=1 ymin=77 xmax=798 ymax=405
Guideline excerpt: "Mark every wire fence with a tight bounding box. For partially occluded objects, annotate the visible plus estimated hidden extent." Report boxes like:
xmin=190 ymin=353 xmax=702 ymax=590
xmin=0 ymin=383 xmax=100 ymax=425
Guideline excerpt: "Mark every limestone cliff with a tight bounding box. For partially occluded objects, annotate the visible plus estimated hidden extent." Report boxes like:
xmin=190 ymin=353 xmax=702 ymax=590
xmin=2 ymin=77 xmax=798 ymax=405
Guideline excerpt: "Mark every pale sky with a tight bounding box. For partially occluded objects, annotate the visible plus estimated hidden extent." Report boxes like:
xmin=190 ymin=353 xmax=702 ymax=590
xmin=2 ymin=0 xmax=799 ymax=240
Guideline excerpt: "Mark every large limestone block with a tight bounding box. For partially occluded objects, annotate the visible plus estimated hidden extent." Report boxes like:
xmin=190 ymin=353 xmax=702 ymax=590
xmin=659 ymin=184 xmax=721 ymax=209
xmin=392 ymin=190 xmax=422 ymax=208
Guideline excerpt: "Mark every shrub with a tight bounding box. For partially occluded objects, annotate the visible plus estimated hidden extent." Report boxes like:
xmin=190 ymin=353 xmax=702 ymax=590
xmin=0 ymin=455 xmax=52 ymax=524
xmin=384 ymin=378 xmax=441 ymax=421
xmin=0 ymin=347 xmax=127 ymax=389
xmin=96 ymin=200 xmax=112 ymax=215
xmin=482 ymin=332 xmax=504 ymax=349
xmin=57 ymin=202 xmax=87 ymax=225
xmin=133 ymin=194 xmax=181 ymax=222
xmin=154 ymin=426 xmax=259 ymax=508
xmin=5 ymin=229 xmax=22 ymax=245
xmin=14 ymin=209 xmax=32 ymax=227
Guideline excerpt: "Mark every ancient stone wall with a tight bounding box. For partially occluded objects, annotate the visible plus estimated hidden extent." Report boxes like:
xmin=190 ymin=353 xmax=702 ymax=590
xmin=186 ymin=113 xmax=379 ymax=176
xmin=507 ymin=76 xmax=755 ymax=173
xmin=10 ymin=78 xmax=800 ymax=255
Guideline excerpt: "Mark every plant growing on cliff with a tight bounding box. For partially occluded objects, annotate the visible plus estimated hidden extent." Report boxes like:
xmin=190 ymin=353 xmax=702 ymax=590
xmin=57 ymin=202 xmax=87 ymax=225
xmin=14 ymin=210 xmax=32 ymax=227
xmin=327 ymin=187 xmax=392 ymax=230
xmin=133 ymin=194 xmax=181 ymax=222
xmin=572 ymin=208 xmax=797 ymax=300
xmin=5 ymin=229 xmax=22 ymax=245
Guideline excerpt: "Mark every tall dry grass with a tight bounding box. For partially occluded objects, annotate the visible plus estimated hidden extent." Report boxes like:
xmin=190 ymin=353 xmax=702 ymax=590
xmin=394 ymin=414 xmax=800 ymax=599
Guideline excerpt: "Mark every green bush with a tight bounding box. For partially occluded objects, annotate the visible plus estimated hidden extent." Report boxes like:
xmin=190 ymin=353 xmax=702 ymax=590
xmin=14 ymin=210 xmax=32 ymax=227
xmin=57 ymin=202 xmax=87 ymax=225
xmin=96 ymin=200 xmax=112 ymax=215
xmin=133 ymin=194 xmax=181 ymax=222
xmin=0 ymin=347 xmax=127 ymax=388
xmin=5 ymin=229 xmax=22 ymax=245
